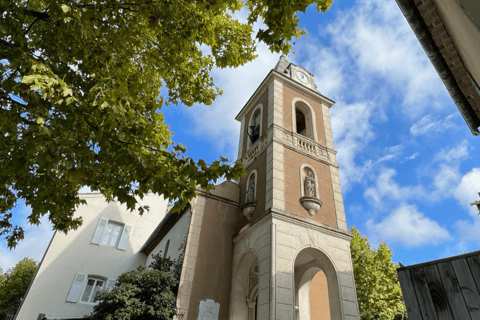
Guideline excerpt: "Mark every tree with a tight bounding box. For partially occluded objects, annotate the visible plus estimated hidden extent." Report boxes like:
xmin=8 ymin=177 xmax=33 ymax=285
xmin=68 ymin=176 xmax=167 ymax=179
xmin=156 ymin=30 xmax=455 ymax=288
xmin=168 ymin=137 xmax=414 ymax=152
xmin=0 ymin=258 xmax=38 ymax=320
xmin=91 ymin=253 xmax=182 ymax=320
xmin=1 ymin=0 xmax=333 ymax=248
xmin=350 ymin=227 xmax=407 ymax=320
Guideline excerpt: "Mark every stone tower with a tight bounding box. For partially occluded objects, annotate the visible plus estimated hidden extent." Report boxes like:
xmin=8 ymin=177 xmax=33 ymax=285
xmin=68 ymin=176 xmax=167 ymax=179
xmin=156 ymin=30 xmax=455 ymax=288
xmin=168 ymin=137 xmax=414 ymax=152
xmin=231 ymin=56 xmax=360 ymax=320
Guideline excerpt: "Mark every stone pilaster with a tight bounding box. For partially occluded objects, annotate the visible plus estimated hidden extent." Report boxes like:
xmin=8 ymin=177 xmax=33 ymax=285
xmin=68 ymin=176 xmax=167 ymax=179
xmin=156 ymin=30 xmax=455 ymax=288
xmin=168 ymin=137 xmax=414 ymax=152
xmin=330 ymin=166 xmax=347 ymax=231
xmin=238 ymin=118 xmax=245 ymax=160
xmin=321 ymin=104 xmax=335 ymax=150
xmin=268 ymin=79 xmax=284 ymax=128
xmin=265 ymin=141 xmax=285 ymax=211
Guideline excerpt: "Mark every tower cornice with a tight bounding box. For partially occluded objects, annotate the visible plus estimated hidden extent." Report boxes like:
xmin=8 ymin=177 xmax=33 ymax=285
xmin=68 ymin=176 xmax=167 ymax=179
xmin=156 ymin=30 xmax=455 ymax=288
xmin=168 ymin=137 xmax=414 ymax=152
xmin=235 ymin=70 xmax=335 ymax=122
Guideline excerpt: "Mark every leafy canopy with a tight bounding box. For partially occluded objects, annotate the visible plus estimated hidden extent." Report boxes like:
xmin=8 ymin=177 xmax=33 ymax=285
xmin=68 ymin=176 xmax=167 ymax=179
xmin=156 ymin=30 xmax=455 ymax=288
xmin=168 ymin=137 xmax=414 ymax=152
xmin=0 ymin=258 xmax=38 ymax=320
xmin=350 ymin=227 xmax=407 ymax=320
xmin=1 ymin=0 xmax=333 ymax=248
xmin=91 ymin=253 xmax=182 ymax=320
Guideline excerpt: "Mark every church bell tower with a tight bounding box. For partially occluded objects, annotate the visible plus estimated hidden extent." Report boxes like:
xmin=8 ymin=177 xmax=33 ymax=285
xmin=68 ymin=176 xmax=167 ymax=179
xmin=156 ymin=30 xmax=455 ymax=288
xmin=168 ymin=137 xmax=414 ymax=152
xmin=230 ymin=56 xmax=360 ymax=320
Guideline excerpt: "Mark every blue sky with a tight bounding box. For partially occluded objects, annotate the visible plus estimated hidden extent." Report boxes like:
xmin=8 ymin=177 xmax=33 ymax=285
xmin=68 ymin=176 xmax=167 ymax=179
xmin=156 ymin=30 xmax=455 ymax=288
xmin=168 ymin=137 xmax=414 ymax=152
xmin=1 ymin=0 xmax=480 ymax=270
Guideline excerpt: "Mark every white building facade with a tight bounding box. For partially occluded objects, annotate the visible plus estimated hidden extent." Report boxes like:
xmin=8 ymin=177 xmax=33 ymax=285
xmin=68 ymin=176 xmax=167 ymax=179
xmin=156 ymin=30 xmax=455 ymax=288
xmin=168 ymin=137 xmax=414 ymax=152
xmin=15 ymin=194 xmax=168 ymax=320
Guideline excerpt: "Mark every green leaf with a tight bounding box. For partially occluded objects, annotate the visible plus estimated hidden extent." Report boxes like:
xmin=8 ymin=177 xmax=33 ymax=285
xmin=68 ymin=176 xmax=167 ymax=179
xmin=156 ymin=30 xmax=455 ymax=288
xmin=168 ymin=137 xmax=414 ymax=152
xmin=61 ymin=4 xmax=71 ymax=13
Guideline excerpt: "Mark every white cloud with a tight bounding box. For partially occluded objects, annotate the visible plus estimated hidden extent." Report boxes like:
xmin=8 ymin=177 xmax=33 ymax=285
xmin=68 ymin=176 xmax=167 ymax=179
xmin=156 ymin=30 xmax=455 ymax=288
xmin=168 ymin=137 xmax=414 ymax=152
xmin=301 ymin=43 xmax=347 ymax=98
xmin=451 ymin=167 xmax=480 ymax=246
xmin=331 ymin=101 xmax=376 ymax=190
xmin=364 ymin=168 xmax=426 ymax=206
xmin=453 ymin=168 xmax=480 ymax=216
xmin=366 ymin=204 xmax=452 ymax=247
xmin=323 ymin=0 xmax=447 ymax=117
xmin=177 ymin=8 xmax=280 ymax=159
xmin=366 ymin=141 xmax=471 ymax=207
xmin=410 ymin=114 xmax=457 ymax=136
xmin=453 ymin=219 xmax=480 ymax=246
xmin=434 ymin=139 xmax=469 ymax=163
xmin=0 ymin=204 xmax=54 ymax=270
xmin=405 ymin=151 xmax=420 ymax=160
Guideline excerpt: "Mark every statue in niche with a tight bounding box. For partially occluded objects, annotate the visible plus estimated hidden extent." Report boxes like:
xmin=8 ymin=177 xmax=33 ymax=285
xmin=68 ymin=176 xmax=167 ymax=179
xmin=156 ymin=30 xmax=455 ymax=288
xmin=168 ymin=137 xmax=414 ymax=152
xmin=246 ymin=179 xmax=255 ymax=203
xmin=304 ymin=171 xmax=316 ymax=197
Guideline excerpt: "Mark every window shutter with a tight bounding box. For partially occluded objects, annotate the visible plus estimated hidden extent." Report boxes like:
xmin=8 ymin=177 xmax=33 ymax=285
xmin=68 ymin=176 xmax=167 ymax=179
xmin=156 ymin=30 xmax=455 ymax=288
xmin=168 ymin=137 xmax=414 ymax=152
xmin=117 ymin=225 xmax=132 ymax=250
xmin=91 ymin=218 xmax=108 ymax=244
xmin=106 ymin=278 xmax=117 ymax=292
xmin=66 ymin=273 xmax=87 ymax=302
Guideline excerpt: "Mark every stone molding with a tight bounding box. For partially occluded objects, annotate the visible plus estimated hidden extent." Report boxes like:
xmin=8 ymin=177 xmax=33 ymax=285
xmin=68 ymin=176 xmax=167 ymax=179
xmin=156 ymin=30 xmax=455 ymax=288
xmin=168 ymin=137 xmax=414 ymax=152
xmin=195 ymin=189 xmax=239 ymax=208
xmin=269 ymin=208 xmax=352 ymax=241
xmin=240 ymin=125 xmax=338 ymax=168
xmin=273 ymin=126 xmax=338 ymax=167
xmin=234 ymin=209 xmax=352 ymax=246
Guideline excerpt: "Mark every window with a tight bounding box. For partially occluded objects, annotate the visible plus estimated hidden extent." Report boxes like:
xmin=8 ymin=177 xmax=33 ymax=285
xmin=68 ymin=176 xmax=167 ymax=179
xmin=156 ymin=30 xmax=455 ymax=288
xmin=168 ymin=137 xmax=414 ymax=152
xmin=100 ymin=221 xmax=122 ymax=247
xmin=91 ymin=218 xmax=133 ymax=250
xmin=80 ymin=277 xmax=105 ymax=303
xmin=66 ymin=273 xmax=116 ymax=303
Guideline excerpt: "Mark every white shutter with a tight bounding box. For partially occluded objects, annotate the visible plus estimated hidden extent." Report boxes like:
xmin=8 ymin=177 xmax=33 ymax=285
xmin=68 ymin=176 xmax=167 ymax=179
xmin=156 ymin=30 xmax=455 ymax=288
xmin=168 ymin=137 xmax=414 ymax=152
xmin=66 ymin=273 xmax=87 ymax=302
xmin=106 ymin=278 xmax=117 ymax=292
xmin=117 ymin=225 xmax=132 ymax=250
xmin=91 ymin=218 xmax=109 ymax=244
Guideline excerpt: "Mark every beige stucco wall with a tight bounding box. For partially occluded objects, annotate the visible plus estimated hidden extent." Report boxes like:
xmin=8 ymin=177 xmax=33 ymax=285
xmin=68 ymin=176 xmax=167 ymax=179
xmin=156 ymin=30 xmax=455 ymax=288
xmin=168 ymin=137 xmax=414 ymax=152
xmin=145 ymin=208 xmax=191 ymax=266
xmin=174 ymin=181 xmax=240 ymax=320
xmin=310 ymin=270 xmax=331 ymax=320
xmin=284 ymin=148 xmax=337 ymax=228
xmin=16 ymin=193 xmax=168 ymax=320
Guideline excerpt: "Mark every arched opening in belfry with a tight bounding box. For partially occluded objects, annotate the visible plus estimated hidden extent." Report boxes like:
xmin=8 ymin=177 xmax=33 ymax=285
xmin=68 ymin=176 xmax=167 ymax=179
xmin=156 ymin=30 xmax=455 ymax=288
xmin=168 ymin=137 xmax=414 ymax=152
xmin=293 ymin=100 xmax=315 ymax=141
xmin=232 ymin=251 xmax=260 ymax=320
xmin=248 ymin=106 xmax=262 ymax=146
xmin=296 ymin=108 xmax=307 ymax=136
xmin=294 ymin=248 xmax=341 ymax=320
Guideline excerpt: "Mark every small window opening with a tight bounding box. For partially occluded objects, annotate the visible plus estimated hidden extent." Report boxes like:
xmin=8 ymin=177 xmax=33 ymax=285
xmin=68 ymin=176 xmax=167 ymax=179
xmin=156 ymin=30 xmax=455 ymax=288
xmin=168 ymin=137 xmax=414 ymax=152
xmin=81 ymin=278 xmax=104 ymax=303
xmin=248 ymin=110 xmax=261 ymax=145
xmin=296 ymin=109 xmax=307 ymax=136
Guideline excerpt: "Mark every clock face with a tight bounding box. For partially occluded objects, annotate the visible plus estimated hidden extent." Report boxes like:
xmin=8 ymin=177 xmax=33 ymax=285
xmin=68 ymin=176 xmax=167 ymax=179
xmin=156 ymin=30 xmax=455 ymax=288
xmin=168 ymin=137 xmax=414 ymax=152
xmin=296 ymin=71 xmax=308 ymax=83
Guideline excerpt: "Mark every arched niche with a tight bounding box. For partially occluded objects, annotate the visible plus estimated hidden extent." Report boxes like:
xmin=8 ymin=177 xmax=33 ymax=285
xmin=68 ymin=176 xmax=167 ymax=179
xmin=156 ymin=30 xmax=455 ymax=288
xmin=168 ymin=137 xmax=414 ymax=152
xmin=247 ymin=104 xmax=263 ymax=148
xmin=231 ymin=250 xmax=259 ymax=320
xmin=294 ymin=247 xmax=341 ymax=320
xmin=299 ymin=164 xmax=320 ymax=199
xmin=245 ymin=170 xmax=258 ymax=203
xmin=291 ymin=98 xmax=318 ymax=142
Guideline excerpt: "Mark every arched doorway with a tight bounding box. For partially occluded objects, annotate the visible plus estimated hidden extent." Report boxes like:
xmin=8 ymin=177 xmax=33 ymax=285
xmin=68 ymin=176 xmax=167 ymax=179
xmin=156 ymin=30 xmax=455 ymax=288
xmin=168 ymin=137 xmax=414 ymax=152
xmin=232 ymin=251 xmax=259 ymax=320
xmin=294 ymin=248 xmax=341 ymax=320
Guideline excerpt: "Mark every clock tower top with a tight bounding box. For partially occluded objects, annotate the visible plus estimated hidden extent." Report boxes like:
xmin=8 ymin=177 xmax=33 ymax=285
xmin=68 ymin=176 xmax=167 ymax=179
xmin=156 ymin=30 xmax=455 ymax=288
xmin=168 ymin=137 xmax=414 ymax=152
xmin=274 ymin=55 xmax=319 ymax=91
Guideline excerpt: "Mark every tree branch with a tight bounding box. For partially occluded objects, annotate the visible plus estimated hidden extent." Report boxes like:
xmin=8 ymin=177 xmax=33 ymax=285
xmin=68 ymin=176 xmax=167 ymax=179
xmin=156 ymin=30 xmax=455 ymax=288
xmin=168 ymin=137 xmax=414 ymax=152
xmin=24 ymin=10 xmax=51 ymax=22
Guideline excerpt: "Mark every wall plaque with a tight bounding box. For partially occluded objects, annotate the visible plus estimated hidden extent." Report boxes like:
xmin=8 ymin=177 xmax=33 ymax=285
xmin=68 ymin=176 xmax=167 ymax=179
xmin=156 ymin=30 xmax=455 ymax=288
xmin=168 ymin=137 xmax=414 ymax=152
xmin=198 ymin=299 xmax=220 ymax=320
